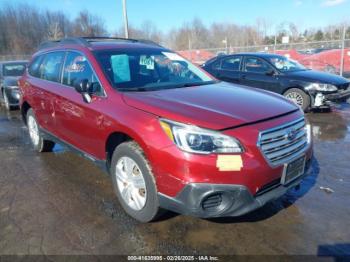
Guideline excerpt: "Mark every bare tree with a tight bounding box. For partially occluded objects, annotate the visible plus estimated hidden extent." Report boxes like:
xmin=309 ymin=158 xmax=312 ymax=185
xmin=73 ymin=10 xmax=106 ymax=36
xmin=0 ymin=4 xmax=107 ymax=55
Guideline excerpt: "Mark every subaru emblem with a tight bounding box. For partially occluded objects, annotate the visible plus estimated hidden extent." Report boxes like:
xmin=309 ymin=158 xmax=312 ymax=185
xmin=286 ymin=128 xmax=297 ymax=140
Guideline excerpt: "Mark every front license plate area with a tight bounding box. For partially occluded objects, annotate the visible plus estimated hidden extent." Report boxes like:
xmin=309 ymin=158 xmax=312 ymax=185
xmin=281 ymin=156 xmax=306 ymax=185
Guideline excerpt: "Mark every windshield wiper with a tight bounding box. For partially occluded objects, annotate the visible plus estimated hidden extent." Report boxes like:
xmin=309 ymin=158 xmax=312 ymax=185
xmin=118 ymin=80 xmax=218 ymax=92
xmin=164 ymin=80 xmax=218 ymax=89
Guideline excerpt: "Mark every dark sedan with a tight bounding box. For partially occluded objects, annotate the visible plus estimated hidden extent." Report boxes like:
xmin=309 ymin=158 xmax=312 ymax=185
xmin=202 ymin=53 xmax=350 ymax=111
xmin=0 ymin=60 xmax=28 ymax=110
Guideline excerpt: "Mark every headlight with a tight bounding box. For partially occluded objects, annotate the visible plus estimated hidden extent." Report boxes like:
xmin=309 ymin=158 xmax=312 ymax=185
xmin=159 ymin=119 xmax=244 ymax=154
xmin=305 ymin=83 xmax=337 ymax=92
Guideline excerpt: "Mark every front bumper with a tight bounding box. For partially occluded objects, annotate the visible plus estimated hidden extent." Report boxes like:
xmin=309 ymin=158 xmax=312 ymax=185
xmin=324 ymin=88 xmax=350 ymax=102
xmin=3 ymin=87 xmax=20 ymax=106
xmin=159 ymin=158 xmax=312 ymax=218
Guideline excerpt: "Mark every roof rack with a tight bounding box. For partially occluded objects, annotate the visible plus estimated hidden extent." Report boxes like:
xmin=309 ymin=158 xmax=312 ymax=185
xmin=37 ymin=36 xmax=162 ymax=50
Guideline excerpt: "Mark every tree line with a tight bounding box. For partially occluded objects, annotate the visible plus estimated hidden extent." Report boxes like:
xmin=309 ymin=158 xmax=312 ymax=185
xmin=0 ymin=3 xmax=106 ymax=55
xmin=1 ymin=3 xmax=349 ymax=56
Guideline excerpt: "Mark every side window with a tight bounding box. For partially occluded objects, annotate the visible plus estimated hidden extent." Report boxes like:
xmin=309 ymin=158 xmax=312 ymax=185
xmin=28 ymin=55 xmax=44 ymax=78
xmin=62 ymin=52 xmax=102 ymax=95
xmin=221 ymin=56 xmax=242 ymax=71
xmin=40 ymin=52 xmax=65 ymax=82
xmin=244 ymin=57 xmax=272 ymax=74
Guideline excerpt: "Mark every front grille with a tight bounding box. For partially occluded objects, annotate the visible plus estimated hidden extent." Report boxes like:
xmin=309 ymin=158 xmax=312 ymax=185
xmin=201 ymin=193 xmax=222 ymax=210
xmin=258 ymin=118 xmax=308 ymax=166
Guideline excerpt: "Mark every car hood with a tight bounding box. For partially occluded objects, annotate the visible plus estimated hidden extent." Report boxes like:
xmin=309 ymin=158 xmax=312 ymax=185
xmin=285 ymin=70 xmax=349 ymax=85
xmin=3 ymin=76 xmax=20 ymax=86
xmin=122 ymin=82 xmax=298 ymax=130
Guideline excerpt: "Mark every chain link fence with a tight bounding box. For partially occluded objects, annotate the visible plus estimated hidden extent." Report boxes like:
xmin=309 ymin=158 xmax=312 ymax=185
xmin=0 ymin=55 xmax=32 ymax=62
xmin=178 ymin=39 xmax=350 ymax=78
xmin=2 ymin=39 xmax=350 ymax=78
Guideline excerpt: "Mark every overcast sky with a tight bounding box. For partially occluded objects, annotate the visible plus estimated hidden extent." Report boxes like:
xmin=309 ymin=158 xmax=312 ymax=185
xmin=1 ymin=0 xmax=349 ymax=33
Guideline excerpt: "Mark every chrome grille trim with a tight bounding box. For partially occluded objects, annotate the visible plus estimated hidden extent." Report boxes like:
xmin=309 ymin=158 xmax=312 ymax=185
xmin=257 ymin=118 xmax=308 ymax=166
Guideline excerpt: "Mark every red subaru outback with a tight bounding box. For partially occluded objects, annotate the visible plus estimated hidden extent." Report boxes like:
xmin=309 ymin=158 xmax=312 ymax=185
xmin=19 ymin=37 xmax=313 ymax=222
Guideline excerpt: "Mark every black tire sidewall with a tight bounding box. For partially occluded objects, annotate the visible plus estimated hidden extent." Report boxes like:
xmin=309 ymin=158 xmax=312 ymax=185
xmin=284 ymin=88 xmax=310 ymax=112
xmin=111 ymin=142 xmax=160 ymax=223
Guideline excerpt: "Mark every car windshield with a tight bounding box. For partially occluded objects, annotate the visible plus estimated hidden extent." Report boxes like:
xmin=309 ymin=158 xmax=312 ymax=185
xmin=268 ymin=56 xmax=307 ymax=72
xmin=3 ymin=63 xmax=27 ymax=76
xmin=94 ymin=50 xmax=215 ymax=91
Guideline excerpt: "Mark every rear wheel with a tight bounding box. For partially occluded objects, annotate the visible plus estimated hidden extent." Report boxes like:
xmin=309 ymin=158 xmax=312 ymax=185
xmin=284 ymin=88 xmax=310 ymax=112
xmin=26 ymin=109 xmax=55 ymax=152
xmin=111 ymin=141 xmax=161 ymax=222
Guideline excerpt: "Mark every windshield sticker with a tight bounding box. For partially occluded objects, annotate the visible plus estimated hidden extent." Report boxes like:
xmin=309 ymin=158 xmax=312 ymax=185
xmin=162 ymin=52 xmax=185 ymax=61
xmin=140 ymin=55 xmax=155 ymax=70
xmin=111 ymin=54 xmax=130 ymax=83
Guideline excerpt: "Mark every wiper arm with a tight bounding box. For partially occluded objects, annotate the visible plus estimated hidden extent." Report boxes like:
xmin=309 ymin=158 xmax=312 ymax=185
xmin=170 ymin=80 xmax=218 ymax=89
xmin=118 ymin=80 xmax=218 ymax=92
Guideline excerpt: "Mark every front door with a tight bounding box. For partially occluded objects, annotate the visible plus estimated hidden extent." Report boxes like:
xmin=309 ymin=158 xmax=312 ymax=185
xmin=240 ymin=56 xmax=281 ymax=93
xmin=54 ymin=51 xmax=106 ymax=159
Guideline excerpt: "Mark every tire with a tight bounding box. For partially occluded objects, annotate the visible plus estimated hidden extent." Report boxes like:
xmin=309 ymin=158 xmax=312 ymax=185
xmin=284 ymin=88 xmax=311 ymax=112
xmin=110 ymin=141 xmax=161 ymax=222
xmin=26 ymin=108 xmax=55 ymax=152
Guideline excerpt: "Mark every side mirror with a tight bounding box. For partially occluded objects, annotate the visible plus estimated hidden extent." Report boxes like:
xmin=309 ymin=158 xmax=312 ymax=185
xmin=265 ymin=69 xmax=276 ymax=76
xmin=74 ymin=79 xmax=89 ymax=93
xmin=74 ymin=79 xmax=92 ymax=103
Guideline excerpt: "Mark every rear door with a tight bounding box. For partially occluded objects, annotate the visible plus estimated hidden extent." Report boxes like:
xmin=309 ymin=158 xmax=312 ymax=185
xmin=240 ymin=56 xmax=282 ymax=93
xmin=214 ymin=56 xmax=242 ymax=84
xmin=26 ymin=52 xmax=65 ymax=133
xmin=54 ymin=51 xmax=106 ymax=158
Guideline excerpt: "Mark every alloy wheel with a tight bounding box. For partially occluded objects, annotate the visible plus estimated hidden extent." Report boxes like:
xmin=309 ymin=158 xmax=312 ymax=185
xmin=115 ymin=156 xmax=147 ymax=211
xmin=27 ymin=115 xmax=40 ymax=146
xmin=285 ymin=92 xmax=304 ymax=107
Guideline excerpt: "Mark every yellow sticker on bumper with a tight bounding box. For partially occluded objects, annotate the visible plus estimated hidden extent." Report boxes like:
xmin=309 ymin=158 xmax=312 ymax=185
xmin=216 ymin=155 xmax=243 ymax=171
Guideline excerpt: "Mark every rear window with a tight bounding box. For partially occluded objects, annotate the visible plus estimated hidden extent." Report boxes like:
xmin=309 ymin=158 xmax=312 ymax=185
xmin=3 ymin=63 xmax=27 ymax=76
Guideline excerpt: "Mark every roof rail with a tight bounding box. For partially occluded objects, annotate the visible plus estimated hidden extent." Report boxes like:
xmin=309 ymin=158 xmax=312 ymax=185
xmin=37 ymin=36 xmax=162 ymax=50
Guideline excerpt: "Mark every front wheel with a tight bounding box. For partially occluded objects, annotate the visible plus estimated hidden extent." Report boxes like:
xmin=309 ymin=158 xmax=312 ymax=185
xmin=26 ymin=109 xmax=55 ymax=152
xmin=284 ymin=88 xmax=311 ymax=112
xmin=111 ymin=141 xmax=161 ymax=222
